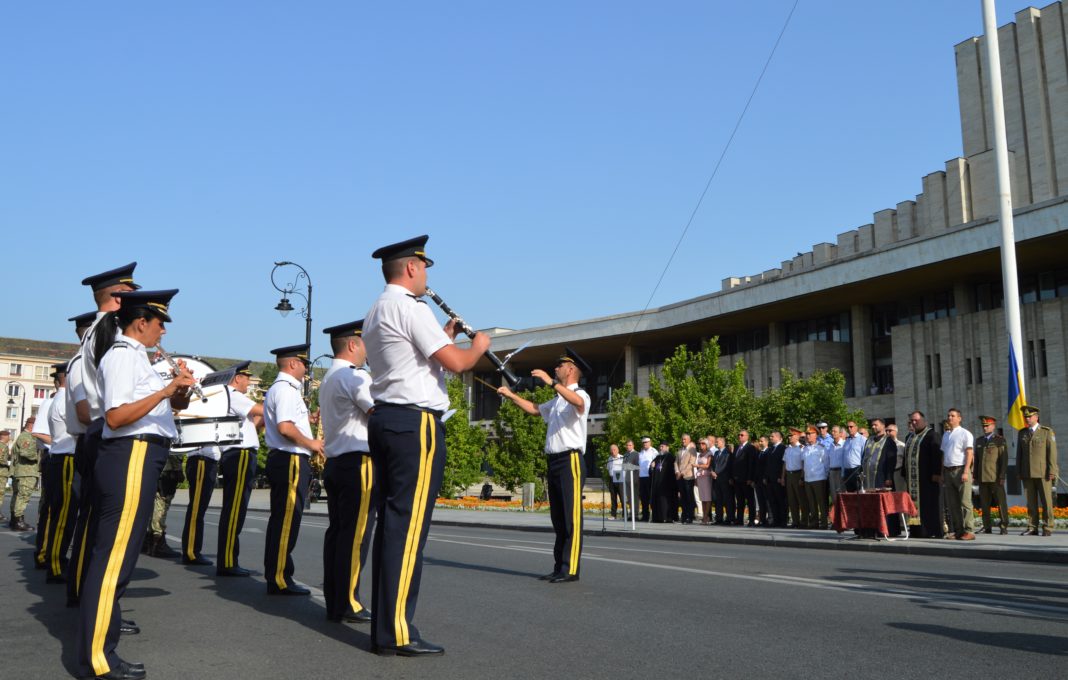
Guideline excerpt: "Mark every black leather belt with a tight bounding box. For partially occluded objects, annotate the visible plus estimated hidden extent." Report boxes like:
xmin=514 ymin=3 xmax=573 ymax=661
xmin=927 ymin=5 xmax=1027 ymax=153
xmin=112 ymin=433 xmax=173 ymax=447
xmin=374 ymin=402 xmax=445 ymax=419
xmin=943 ymin=465 xmax=964 ymax=470
xmin=547 ymin=450 xmax=580 ymax=458
xmin=829 ymin=467 xmax=842 ymax=471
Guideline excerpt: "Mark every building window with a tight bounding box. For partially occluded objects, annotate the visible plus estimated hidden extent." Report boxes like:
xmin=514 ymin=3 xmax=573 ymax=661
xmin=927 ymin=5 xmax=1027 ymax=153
xmin=33 ymin=386 xmax=48 ymax=399
xmin=1040 ymin=339 xmax=1048 ymax=377
xmin=767 ymin=376 xmax=773 ymax=389
xmin=9 ymin=363 xmax=23 ymax=377
xmin=975 ymin=282 xmax=1003 ymax=311
xmin=975 ymin=357 xmax=983 ymax=384
xmin=934 ymin=354 xmax=942 ymax=388
xmin=1027 ymin=340 xmax=1036 ymax=379
xmin=34 ymin=365 xmax=50 ymax=380
xmin=965 ymin=358 xmax=972 ymax=385
xmin=925 ymin=355 xmax=933 ymax=389
xmin=785 ymin=312 xmax=851 ymax=344
xmin=5 ymin=383 xmax=20 ymax=397
xmin=6 ymin=407 xmax=17 ymax=420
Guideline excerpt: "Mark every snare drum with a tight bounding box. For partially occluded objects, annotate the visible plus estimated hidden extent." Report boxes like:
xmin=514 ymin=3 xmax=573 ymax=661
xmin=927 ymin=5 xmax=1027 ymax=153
xmin=174 ymin=416 xmax=243 ymax=448
xmin=152 ymin=355 xmax=238 ymax=452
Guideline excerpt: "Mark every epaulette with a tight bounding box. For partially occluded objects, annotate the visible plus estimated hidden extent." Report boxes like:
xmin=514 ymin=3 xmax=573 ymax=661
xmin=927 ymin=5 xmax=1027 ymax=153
xmin=405 ymin=293 xmax=427 ymax=305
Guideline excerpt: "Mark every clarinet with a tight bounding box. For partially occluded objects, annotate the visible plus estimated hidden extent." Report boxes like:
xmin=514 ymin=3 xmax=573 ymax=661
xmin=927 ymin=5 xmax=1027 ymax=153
xmin=156 ymin=343 xmax=207 ymax=402
xmin=423 ymin=287 xmax=521 ymax=388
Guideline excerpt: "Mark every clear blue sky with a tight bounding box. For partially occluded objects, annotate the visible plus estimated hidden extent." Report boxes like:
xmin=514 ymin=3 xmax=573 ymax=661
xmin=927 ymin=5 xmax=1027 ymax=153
xmin=0 ymin=1 xmax=1024 ymax=361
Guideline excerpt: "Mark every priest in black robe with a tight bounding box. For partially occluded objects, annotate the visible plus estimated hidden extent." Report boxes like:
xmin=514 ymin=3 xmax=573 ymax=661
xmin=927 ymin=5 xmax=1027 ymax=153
xmin=904 ymin=411 xmax=943 ymax=538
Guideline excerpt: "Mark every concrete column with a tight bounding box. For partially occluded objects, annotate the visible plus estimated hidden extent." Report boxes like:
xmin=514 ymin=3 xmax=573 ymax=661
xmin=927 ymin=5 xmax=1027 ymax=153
xmin=624 ymin=345 xmax=638 ymax=389
xmin=953 ymin=282 xmax=976 ymax=316
xmin=850 ymin=304 xmax=873 ymax=398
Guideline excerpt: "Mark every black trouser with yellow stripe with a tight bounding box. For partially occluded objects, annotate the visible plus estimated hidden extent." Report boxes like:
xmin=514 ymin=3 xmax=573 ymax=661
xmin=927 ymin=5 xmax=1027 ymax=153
xmin=263 ymin=450 xmax=311 ymax=590
xmin=182 ymin=455 xmax=217 ymax=562
xmin=217 ymin=447 xmax=257 ymax=570
xmin=35 ymin=452 xmax=55 ymax=564
xmin=323 ymin=451 xmax=377 ymax=620
xmin=547 ymin=450 xmax=586 ymax=577
xmin=368 ymin=405 xmax=444 ymax=648
xmin=37 ymin=454 xmax=79 ymax=577
xmin=77 ymin=435 xmax=168 ymax=678
xmin=67 ymin=420 xmax=104 ymax=605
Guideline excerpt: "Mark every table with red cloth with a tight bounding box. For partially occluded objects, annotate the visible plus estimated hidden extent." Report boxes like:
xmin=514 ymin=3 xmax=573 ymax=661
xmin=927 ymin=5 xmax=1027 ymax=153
xmin=830 ymin=491 xmax=918 ymax=537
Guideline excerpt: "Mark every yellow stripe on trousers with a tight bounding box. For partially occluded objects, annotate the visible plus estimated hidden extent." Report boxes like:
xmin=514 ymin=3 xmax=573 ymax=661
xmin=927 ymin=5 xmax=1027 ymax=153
xmin=348 ymin=455 xmax=374 ymax=612
xmin=224 ymin=450 xmax=249 ymax=569
xmin=274 ymin=454 xmax=298 ymax=589
xmin=569 ymin=452 xmax=581 ymax=575
xmin=90 ymin=440 xmax=146 ymax=676
xmin=394 ymin=412 xmax=434 ymax=645
xmin=75 ymin=509 xmax=91 ymax=596
xmin=37 ymin=509 xmax=52 ymax=565
xmin=50 ymin=456 xmax=76 ymax=574
xmin=186 ymin=458 xmax=205 ymax=561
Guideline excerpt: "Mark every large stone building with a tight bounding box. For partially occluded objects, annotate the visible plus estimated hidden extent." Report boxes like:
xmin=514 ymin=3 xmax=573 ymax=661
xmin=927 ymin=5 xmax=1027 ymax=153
xmin=465 ymin=2 xmax=1068 ymax=495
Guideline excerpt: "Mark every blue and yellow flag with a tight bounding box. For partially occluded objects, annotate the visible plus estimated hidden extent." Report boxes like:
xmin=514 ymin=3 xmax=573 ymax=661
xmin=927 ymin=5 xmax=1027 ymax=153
xmin=1007 ymin=341 xmax=1027 ymax=430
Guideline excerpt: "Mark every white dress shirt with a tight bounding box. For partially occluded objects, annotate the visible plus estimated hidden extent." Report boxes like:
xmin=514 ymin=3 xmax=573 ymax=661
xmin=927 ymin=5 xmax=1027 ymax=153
xmin=225 ymin=386 xmax=261 ymax=451
xmin=319 ymin=359 xmax=374 ymax=457
xmin=263 ymin=372 xmax=312 ymax=455
xmin=538 ymin=384 xmax=591 ymax=453
xmin=33 ymin=396 xmax=53 ymax=448
xmin=100 ymin=334 xmax=177 ymax=440
xmin=363 ymin=284 xmax=452 ymax=412
xmin=639 ymin=447 xmax=656 ymax=477
xmin=47 ymin=387 xmax=76 ymax=455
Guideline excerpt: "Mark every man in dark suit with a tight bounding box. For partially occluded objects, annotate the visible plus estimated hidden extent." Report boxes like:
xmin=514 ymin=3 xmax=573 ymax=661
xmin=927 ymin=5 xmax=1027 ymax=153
xmin=764 ymin=430 xmax=787 ymax=527
xmin=712 ymin=438 xmax=733 ymax=524
xmin=754 ymin=436 xmax=770 ymax=526
xmin=732 ymin=430 xmax=756 ymax=526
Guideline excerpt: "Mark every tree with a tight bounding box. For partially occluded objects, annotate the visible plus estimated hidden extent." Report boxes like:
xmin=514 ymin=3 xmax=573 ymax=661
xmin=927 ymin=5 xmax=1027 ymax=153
xmin=597 ymin=382 xmax=664 ymax=472
xmin=259 ymin=363 xmax=279 ymax=387
xmin=646 ymin=341 xmax=758 ymax=442
xmin=441 ymin=376 xmax=487 ymax=498
xmin=757 ymin=368 xmax=865 ymax=431
xmin=486 ymin=383 xmax=556 ymax=499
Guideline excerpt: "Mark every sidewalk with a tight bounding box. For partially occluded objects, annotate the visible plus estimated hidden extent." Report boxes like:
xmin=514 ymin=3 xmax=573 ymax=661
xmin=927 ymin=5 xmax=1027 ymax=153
xmin=171 ymin=488 xmax=1068 ymax=565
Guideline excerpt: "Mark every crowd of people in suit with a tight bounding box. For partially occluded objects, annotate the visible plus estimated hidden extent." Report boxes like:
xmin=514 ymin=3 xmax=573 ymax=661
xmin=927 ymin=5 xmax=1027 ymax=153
xmin=604 ymin=405 xmax=1060 ymax=539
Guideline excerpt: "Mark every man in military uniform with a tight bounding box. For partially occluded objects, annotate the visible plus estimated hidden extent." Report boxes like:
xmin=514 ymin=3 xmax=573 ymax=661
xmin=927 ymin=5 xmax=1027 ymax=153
xmin=143 ymin=453 xmax=184 ymax=558
xmin=0 ymin=430 xmax=11 ymax=523
xmin=975 ymin=415 xmax=1008 ymax=534
xmin=10 ymin=417 xmax=41 ymax=531
xmin=1017 ymin=405 xmax=1058 ymax=536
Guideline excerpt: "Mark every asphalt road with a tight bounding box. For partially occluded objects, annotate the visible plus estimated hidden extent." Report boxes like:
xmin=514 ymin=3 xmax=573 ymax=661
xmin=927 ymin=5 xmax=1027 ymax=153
xmin=3 ymin=504 xmax=1067 ymax=679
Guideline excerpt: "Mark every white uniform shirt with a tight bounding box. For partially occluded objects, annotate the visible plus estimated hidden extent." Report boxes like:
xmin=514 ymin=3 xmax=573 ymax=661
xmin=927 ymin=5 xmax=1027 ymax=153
xmin=47 ymin=387 xmax=76 ymax=455
xmin=320 ymin=359 xmax=374 ymax=457
xmin=941 ymin=426 xmax=974 ymax=467
xmin=33 ymin=395 xmax=53 ymax=449
xmin=802 ymin=443 xmax=829 ymax=480
xmin=226 ymin=386 xmax=260 ymax=451
xmin=538 ymin=384 xmax=591 ymax=454
xmin=65 ymin=354 xmax=89 ymax=436
xmin=363 ymin=284 xmax=452 ymax=412
xmin=784 ymin=444 xmax=804 ymax=471
xmin=263 ymin=372 xmax=311 ymax=455
xmin=79 ymin=312 xmax=111 ymax=420
xmin=638 ymin=447 xmax=656 ymax=477
xmin=100 ymin=334 xmax=177 ymax=440
xmin=186 ymin=445 xmax=221 ymax=461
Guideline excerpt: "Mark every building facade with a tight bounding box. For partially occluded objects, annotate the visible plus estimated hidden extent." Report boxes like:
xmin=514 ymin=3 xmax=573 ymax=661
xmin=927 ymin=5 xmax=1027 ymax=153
xmin=465 ymin=3 xmax=1068 ymax=492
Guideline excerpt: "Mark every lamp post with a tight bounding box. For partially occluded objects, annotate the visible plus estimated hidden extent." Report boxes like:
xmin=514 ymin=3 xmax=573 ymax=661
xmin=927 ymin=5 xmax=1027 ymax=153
xmin=5 ymin=381 xmax=27 ymax=430
xmin=270 ymin=261 xmax=313 ymax=397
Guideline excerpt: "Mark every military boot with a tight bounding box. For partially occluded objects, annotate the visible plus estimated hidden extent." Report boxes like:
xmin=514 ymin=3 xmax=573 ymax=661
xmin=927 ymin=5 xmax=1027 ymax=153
xmin=11 ymin=516 xmax=32 ymax=532
xmin=149 ymin=533 xmax=181 ymax=559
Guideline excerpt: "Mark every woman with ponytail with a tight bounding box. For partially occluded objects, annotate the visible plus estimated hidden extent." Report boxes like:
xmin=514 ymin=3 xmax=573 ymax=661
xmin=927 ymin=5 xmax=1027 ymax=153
xmin=76 ymin=289 xmax=194 ymax=680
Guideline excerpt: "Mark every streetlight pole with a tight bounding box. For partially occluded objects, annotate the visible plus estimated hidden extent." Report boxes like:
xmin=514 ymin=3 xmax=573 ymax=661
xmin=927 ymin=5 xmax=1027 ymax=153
xmin=5 ymin=381 xmax=27 ymax=430
xmin=270 ymin=261 xmax=314 ymax=397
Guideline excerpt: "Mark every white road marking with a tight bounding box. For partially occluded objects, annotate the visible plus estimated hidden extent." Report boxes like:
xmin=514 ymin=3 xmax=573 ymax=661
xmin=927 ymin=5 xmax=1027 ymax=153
xmin=430 ymin=531 xmax=737 ymax=559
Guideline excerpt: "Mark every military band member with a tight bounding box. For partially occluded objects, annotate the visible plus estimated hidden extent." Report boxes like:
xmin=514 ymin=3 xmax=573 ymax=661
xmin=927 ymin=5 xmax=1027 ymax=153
xmin=32 ymin=389 xmax=54 ymax=560
xmin=1017 ymin=405 xmax=1058 ymax=536
xmin=320 ymin=320 xmax=376 ymax=623
xmin=9 ymin=417 xmax=41 ymax=531
xmin=41 ymin=362 xmax=80 ymax=583
xmin=499 ymin=347 xmax=592 ymax=582
xmin=66 ymin=263 xmax=140 ymax=606
xmin=364 ymin=235 xmax=489 ymax=656
xmin=975 ymin=416 xmax=1008 ymax=534
xmin=181 ymin=443 xmax=219 ymax=566
xmin=263 ymin=343 xmax=323 ymax=595
xmin=76 ymin=288 xmax=193 ymax=680
xmin=216 ymin=361 xmax=263 ymax=576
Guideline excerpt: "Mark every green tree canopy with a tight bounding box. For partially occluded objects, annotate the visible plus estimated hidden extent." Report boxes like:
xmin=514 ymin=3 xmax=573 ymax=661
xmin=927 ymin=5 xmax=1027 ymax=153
xmin=757 ymin=368 xmax=865 ymax=432
xmin=441 ymin=376 xmax=488 ymax=498
xmin=486 ymin=383 xmax=556 ymax=498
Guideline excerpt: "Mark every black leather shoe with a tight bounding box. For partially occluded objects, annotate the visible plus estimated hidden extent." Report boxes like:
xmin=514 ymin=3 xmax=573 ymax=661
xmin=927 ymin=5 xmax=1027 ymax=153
xmin=182 ymin=556 xmax=214 ymax=566
xmin=267 ymin=583 xmax=311 ymax=596
xmin=94 ymin=660 xmax=146 ymax=679
xmin=1021 ymin=529 xmax=1038 ymax=536
xmin=538 ymin=572 xmax=561 ymax=581
xmin=342 ymin=609 xmax=372 ymax=623
xmin=119 ymin=620 xmax=140 ymax=636
xmin=374 ymin=638 xmax=445 ymax=656
xmin=35 ymin=559 xmax=48 ymax=570
xmin=549 ymin=574 xmax=579 ymax=584
xmin=46 ymin=573 xmax=66 ymax=584
xmin=216 ymin=566 xmax=251 ymax=577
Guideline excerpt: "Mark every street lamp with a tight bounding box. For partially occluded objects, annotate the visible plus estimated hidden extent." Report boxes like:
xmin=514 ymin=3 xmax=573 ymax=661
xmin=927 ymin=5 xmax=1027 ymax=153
xmin=5 ymin=381 xmax=27 ymax=430
xmin=270 ymin=261 xmax=313 ymax=397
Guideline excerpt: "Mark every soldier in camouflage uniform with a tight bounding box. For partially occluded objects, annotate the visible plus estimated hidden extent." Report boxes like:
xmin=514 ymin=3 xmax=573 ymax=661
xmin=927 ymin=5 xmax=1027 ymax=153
xmin=0 ymin=430 xmax=11 ymax=523
xmin=144 ymin=452 xmax=184 ymax=557
xmin=10 ymin=417 xmax=41 ymax=531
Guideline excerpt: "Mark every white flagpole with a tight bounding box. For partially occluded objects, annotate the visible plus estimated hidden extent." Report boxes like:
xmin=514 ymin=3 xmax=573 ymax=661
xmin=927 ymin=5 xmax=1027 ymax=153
xmin=981 ymin=0 xmax=1026 ymax=407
